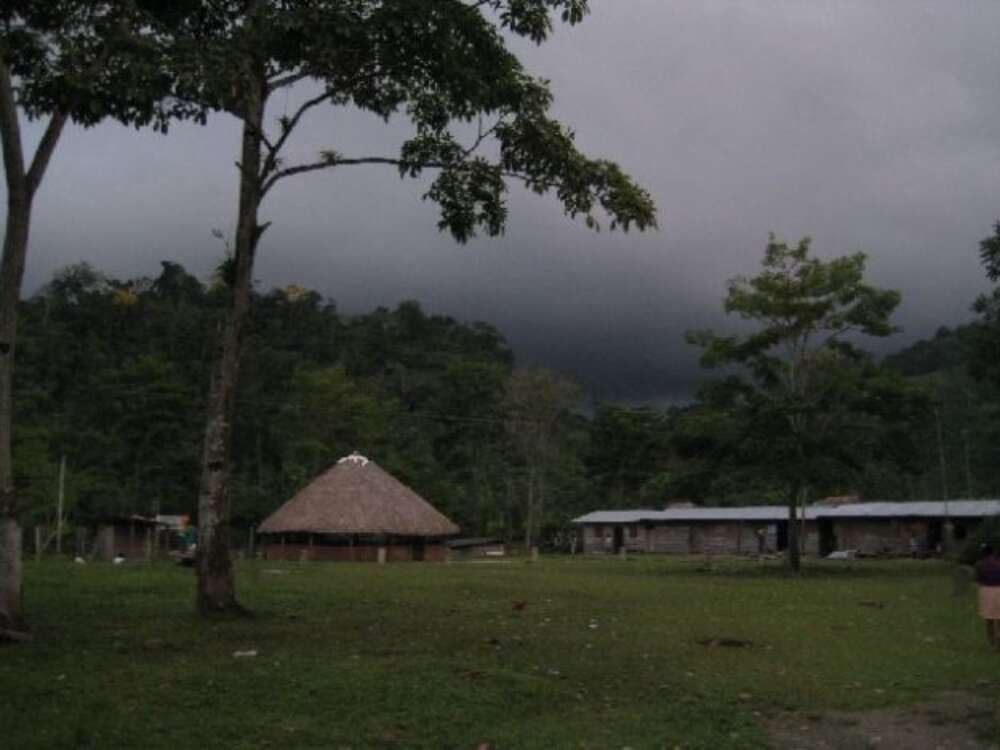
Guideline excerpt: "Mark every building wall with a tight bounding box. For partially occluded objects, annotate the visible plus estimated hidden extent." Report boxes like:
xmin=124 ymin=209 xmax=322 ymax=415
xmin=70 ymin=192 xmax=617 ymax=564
xmin=580 ymin=514 xmax=987 ymax=558
xmin=803 ymin=525 xmax=820 ymax=557
xmin=582 ymin=524 xmax=608 ymax=554
xmin=691 ymin=523 xmax=743 ymax=554
xmin=830 ymin=518 xmax=930 ymax=556
xmin=582 ymin=524 xmax=651 ymax=554
xmin=649 ymin=525 xmax=691 ymax=554
xmin=581 ymin=521 xmax=812 ymax=556
xmin=261 ymin=542 xmax=448 ymax=562
xmin=94 ymin=523 xmax=157 ymax=561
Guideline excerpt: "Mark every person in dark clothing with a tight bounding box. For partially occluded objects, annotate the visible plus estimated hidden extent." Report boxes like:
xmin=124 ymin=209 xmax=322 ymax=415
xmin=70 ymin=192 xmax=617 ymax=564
xmin=974 ymin=543 xmax=1000 ymax=650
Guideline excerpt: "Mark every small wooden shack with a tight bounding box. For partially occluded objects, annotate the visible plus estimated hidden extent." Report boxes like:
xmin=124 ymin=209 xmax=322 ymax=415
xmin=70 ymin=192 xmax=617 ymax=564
xmin=258 ymin=452 xmax=459 ymax=562
xmin=93 ymin=515 xmax=164 ymax=561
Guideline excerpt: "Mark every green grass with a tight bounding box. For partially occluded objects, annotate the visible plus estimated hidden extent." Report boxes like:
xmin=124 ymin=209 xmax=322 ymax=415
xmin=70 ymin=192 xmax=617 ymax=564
xmin=1 ymin=556 xmax=996 ymax=749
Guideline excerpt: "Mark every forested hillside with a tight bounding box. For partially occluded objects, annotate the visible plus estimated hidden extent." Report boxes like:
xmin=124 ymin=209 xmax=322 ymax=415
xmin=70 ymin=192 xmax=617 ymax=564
xmin=13 ymin=262 xmax=673 ymax=545
xmin=883 ymin=325 xmax=1000 ymax=499
xmin=13 ymin=260 xmax=999 ymax=549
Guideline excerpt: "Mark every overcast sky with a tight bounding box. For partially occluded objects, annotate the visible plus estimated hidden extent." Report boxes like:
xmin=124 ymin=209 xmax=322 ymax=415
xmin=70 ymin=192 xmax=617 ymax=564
xmin=10 ymin=1 xmax=1000 ymax=404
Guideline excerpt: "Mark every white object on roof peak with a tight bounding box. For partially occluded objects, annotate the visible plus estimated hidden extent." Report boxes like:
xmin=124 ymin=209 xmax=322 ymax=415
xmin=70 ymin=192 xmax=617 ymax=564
xmin=338 ymin=452 xmax=370 ymax=466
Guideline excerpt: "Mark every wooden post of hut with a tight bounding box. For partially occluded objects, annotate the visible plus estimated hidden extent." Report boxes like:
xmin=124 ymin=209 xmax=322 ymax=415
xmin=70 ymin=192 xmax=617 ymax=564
xmin=75 ymin=527 xmax=86 ymax=558
xmin=377 ymin=545 xmax=387 ymax=565
xmin=34 ymin=527 xmax=41 ymax=562
xmin=144 ymin=526 xmax=152 ymax=561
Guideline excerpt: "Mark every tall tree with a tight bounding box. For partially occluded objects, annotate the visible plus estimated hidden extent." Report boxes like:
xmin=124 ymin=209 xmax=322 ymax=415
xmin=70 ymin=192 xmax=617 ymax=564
xmin=0 ymin=1 xmax=185 ymax=640
xmin=968 ymin=221 xmax=1000 ymax=389
xmin=687 ymin=236 xmax=920 ymax=571
xmin=167 ymin=0 xmax=657 ymax=613
xmin=504 ymin=368 xmax=581 ymax=549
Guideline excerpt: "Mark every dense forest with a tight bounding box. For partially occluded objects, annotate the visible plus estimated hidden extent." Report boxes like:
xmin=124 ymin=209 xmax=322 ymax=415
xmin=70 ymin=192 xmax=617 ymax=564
xmin=13 ymin=261 xmax=669 ymax=546
xmin=11 ymin=259 xmax=1000 ymax=548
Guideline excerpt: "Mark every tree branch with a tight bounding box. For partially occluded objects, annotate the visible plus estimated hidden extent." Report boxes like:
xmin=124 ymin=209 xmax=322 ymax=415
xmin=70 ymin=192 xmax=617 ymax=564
xmin=261 ymin=156 xmax=393 ymax=196
xmin=0 ymin=62 xmax=26 ymax=195
xmin=261 ymin=89 xmax=336 ymax=179
xmin=267 ymin=71 xmax=308 ymax=93
xmin=25 ymin=111 xmax=68 ymax=197
xmin=463 ymin=116 xmax=505 ymax=158
xmin=261 ymin=154 xmax=535 ymax=198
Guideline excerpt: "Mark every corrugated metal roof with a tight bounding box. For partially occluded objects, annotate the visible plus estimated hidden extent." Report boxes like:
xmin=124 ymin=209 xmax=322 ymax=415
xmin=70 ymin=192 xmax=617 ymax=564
xmin=574 ymin=506 xmax=809 ymax=524
xmin=574 ymin=510 xmax=660 ymax=524
xmin=572 ymin=500 xmax=1000 ymax=525
xmin=815 ymin=500 xmax=1000 ymax=518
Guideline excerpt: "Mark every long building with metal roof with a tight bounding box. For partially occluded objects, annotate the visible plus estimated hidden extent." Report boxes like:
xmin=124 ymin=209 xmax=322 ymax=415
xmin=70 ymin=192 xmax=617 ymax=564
xmin=572 ymin=500 xmax=1000 ymax=557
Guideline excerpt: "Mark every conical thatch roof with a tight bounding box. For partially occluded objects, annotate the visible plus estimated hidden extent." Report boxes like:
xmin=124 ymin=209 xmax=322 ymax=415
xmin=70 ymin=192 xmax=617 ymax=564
xmin=258 ymin=453 xmax=459 ymax=537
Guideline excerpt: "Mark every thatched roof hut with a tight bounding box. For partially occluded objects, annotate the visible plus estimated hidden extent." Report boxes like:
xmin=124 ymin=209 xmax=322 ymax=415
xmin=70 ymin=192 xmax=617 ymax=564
xmin=258 ymin=453 xmax=458 ymax=562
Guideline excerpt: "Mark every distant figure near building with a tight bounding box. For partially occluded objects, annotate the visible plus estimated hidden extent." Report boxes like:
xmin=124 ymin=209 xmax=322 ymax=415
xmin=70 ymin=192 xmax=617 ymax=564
xmin=975 ymin=543 xmax=1000 ymax=650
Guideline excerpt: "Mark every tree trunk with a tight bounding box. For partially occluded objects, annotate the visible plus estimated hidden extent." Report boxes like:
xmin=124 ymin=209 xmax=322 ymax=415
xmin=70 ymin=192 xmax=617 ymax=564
xmin=536 ymin=471 xmax=546 ymax=548
xmin=0 ymin=77 xmax=31 ymax=636
xmin=195 ymin=77 xmax=266 ymax=616
xmin=787 ymin=486 xmax=801 ymax=572
xmin=0 ymin=515 xmax=25 ymax=639
xmin=523 ymin=465 xmax=535 ymax=551
xmin=0 ymin=61 xmax=66 ymax=639
xmin=0 ymin=190 xmax=31 ymax=639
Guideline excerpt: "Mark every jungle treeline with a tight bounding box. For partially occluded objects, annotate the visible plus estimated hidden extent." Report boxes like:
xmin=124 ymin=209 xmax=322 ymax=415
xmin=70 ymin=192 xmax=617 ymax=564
xmin=12 ymin=260 xmax=1000 ymax=546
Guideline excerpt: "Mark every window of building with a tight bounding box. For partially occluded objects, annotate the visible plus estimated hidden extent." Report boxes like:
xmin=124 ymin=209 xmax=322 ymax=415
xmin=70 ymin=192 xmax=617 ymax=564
xmin=593 ymin=525 xmax=603 ymax=538
xmin=628 ymin=525 xmax=638 ymax=538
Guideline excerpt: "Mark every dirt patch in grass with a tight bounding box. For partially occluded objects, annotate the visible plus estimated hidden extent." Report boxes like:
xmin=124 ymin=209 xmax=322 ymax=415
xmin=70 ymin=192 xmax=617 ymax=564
xmin=697 ymin=637 xmax=757 ymax=648
xmin=764 ymin=692 xmax=999 ymax=749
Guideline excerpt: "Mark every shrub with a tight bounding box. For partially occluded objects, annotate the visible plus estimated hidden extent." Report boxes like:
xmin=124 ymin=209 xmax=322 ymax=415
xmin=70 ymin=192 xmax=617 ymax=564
xmin=957 ymin=516 xmax=1000 ymax=566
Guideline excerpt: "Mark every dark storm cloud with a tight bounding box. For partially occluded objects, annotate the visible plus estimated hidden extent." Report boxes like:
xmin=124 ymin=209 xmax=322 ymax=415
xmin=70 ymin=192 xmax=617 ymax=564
xmin=11 ymin=1 xmax=1000 ymax=403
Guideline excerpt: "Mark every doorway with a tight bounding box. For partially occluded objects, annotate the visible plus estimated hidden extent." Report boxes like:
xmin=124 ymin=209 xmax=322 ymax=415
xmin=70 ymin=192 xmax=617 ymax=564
xmin=612 ymin=526 xmax=625 ymax=554
xmin=926 ymin=521 xmax=943 ymax=555
xmin=818 ymin=519 xmax=837 ymax=557
xmin=776 ymin=522 xmax=789 ymax=552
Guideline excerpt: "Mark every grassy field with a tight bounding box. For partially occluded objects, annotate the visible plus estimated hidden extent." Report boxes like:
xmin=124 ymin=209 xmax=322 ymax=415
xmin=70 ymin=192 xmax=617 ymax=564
xmin=1 ymin=556 xmax=997 ymax=749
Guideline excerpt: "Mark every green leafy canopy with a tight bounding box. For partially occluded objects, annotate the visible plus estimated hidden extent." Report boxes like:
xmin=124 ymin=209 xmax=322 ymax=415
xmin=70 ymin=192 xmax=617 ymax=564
xmin=159 ymin=0 xmax=657 ymax=242
xmin=1 ymin=1 xmax=198 ymax=130
xmin=685 ymin=235 xmax=926 ymax=516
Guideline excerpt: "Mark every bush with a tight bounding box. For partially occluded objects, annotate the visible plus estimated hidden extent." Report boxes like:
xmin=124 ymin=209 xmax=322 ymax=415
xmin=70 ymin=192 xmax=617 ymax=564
xmin=957 ymin=515 xmax=1000 ymax=566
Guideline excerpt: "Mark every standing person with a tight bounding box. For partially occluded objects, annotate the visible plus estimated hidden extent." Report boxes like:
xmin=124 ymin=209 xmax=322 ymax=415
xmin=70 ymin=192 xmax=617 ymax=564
xmin=974 ymin=543 xmax=1000 ymax=650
